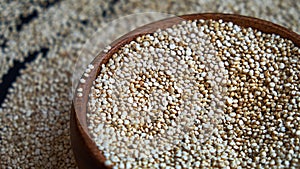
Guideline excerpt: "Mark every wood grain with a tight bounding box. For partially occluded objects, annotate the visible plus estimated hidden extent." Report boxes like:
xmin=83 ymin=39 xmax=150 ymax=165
xmin=70 ymin=13 xmax=300 ymax=169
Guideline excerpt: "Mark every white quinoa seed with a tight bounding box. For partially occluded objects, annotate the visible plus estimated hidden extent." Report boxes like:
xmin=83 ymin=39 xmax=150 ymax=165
xmin=80 ymin=78 xmax=86 ymax=84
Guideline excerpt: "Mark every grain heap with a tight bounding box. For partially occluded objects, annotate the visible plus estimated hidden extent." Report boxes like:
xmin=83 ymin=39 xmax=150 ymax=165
xmin=87 ymin=19 xmax=300 ymax=168
xmin=1 ymin=0 xmax=300 ymax=168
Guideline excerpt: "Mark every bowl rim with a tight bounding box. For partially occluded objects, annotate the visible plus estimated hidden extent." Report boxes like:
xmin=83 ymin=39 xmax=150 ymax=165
xmin=71 ymin=13 xmax=300 ymax=168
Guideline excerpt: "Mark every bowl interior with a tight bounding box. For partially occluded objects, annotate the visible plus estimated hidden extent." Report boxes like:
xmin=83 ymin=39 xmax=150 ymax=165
xmin=72 ymin=13 xmax=300 ymax=166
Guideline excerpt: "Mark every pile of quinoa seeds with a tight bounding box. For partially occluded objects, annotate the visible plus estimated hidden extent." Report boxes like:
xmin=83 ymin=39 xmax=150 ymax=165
xmin=87 ymin=19 xmax=300 ymax=169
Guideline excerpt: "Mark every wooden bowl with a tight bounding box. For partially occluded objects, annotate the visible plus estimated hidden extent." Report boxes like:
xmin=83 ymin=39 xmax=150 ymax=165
xmin=70 ymin=13 xmax=300 ymax=169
